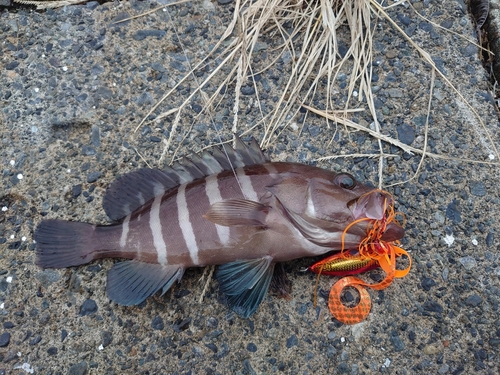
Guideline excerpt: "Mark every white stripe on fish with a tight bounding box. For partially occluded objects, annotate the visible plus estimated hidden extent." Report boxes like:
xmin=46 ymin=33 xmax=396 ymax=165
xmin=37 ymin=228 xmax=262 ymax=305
xmin=151 ymin=185 xmax=167 ymax=265
xmin=205 ymin=174 xmax=230 ymax=246
xmin=177 ymin=183 xmax=200 ymax=265
xmin=264 ymin=163 xmax=278 ymax=178
xmin=236 ymin=167 xmax=258 ymax=202
xmin=120 ymin=214 xmax=131 ymax=248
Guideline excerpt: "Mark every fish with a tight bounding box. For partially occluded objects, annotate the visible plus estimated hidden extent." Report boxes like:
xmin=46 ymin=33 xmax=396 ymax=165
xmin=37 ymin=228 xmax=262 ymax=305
xmin=35 ymin=136 xmax=405 ymax=318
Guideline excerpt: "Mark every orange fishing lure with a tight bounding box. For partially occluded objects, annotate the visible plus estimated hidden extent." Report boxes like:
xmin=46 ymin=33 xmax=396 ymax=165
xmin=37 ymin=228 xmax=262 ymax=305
xmin=309 ymin=191 xmax=411 ymax=324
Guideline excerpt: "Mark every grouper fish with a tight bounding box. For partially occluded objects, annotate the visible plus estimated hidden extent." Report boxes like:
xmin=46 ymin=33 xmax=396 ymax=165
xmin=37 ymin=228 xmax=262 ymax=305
xmin=35 ymin=136 xmax=405 ymax=317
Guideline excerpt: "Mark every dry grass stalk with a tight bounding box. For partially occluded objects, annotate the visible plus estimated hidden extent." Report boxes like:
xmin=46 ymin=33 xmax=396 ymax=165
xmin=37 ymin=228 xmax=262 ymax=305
xmin=136 ymin=0 xmax=383 ymax=151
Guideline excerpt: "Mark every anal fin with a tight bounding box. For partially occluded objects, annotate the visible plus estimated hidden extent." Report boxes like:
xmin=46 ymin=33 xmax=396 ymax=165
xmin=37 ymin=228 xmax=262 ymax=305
xmin=107 ymin=261 xmax=184 ymax=306
xmin=216 ymin=256 xmax=274 ymax=318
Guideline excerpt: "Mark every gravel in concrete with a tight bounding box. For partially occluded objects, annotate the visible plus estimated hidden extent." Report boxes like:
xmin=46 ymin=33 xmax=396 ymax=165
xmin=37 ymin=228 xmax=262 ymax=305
xmin=1 ymin=0 xmax=500 ymax=374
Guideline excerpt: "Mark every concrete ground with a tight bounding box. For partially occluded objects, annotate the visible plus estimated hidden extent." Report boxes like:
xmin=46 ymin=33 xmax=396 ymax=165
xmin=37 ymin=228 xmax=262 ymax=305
xmin=1 ymin=0 xmax=500 ymax=374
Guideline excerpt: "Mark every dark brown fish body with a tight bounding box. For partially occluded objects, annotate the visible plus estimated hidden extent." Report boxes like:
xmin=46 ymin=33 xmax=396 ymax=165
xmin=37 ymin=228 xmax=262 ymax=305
xmin=36 ymin=137 xmax=404 ymax=317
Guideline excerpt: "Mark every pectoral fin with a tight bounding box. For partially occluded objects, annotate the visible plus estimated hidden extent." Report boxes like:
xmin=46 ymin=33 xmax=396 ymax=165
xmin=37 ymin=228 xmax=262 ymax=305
xmin=216 ymin=257 xmax=274 ymax=318
xmin=107 ymin=261 xmax=184 ymax=306
xmin=204 ymin=199 xmax=269 ymax=227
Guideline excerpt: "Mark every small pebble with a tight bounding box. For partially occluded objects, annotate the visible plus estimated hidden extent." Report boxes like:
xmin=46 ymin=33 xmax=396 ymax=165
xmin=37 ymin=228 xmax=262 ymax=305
xmin=35 ymin=270 xmax=60 ymax=288
xmin=242 ymin=359 xmax=257 ymax=375
xmin=470 ymin=181 xmax=486 ymax=197
xmin=252 ymin=42 xmax=267 ymax=52
xmin=69 ymin=361 xmax=88 ymax=375
xmin=29 ymin=335 xmax=42 ymax=346
xmin=135 ymin=92 xmax=154 ymax=106
xmin=337 ymin=362 xmax=350 ymax=374
xmin=458 ymin=256 xmax=477 ymax=270
xmin=101 ymin=331 xmax=112 ymax=347
xmin=0 ymin=333 xmax=10 ymax=347
xmin=110 ymin=12 xmax=131 ymax=27
xmin=442 ymin=267 xmax=449 ymax=281
xmin=396 ymin=124 xmax=415 ymax=145
xmin=151 ymin=316 xmax=164 ymax=330
xmin=435 ymin=212 xmax=445 ymax=224
xmin=72 ymin=184 xmax=82 ymax=198
xmin=168 ymin=58 xmax=186 ymax=71
xmin=240 ymin=86 xmax=255 ymax=95
xmin=308 ymin=125 xmax=321 ymax=137
xmin=173 ymin=318 xmax=190 ymax=332
xmin=86 ymin=171 xmax=101 ymax=183
xmin=438 ymin=364 xmax=450 ymax=374
xmin=423 ymin=300 xmax=443 ymax=313
xmin=446 ymin=200 xmax=462 ymax=224
xmin=47 ymin=346 xmax=58 ymax=355
xmin=486 ymin=232 xmax=494 ymax=247
xmin=386 ymin=50 xmax=398 ymax=59
xmin=423 ymin=344 xmax=441 ymax=355
xmin=133 ymin=30 xmax=166 ymax=41
xmin=465 ymin=294 xmax=482 ymax=307
xmin=79 ymin=299 xmax=98 ymax=316
xmin=390 ymin=331 xmax=405 ymax=352
xmin=205 ymin=343 xmax=218 ymax=353
xmin=286 ymin=334 xmax=298 ymax=348
xmin=461 ymin=44 xmax=477 ymax=56
xmin=91 ymin=125 xmax=100 ymax=147
xmin=397 ymin=14 xmax=411 ymax=26
xmin=387 ymin=88 xmax=404 ymax=98
xmin=6 ymin=61 xmax=19 ymax=70
xmin=151 ymin=62 xmax=166 ymax=72
xmin=421 ymin=277 xmax=436 ymax=291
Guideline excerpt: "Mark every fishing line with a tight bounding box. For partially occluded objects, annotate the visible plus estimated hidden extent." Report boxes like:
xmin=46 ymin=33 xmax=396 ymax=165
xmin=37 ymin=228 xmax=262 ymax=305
xmin=163 ymin=5 xmax=248 ymax=200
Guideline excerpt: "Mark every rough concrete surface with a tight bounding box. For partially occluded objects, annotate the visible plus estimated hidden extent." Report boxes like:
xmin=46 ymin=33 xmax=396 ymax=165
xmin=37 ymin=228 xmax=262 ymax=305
xmin=1 ymin=0 xmax=500 ymax=374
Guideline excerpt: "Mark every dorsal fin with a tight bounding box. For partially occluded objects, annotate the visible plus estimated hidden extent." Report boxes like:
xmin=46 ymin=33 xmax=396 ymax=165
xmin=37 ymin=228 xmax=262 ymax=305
xmin=103 ymin=135 xmax=268 ymax=221
xmin=103 ymin=168 xmax=173 ymax=221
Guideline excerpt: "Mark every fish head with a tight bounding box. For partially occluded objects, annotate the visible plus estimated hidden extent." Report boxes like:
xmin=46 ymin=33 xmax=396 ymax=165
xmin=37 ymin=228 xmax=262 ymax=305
xmin=316 ymin=172 xmax=405 ymax=247
xmin=273 ymin=168 xmax=405 ymax=250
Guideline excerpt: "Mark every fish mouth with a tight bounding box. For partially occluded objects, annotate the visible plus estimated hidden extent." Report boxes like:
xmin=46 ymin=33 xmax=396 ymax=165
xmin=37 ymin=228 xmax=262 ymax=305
xmin=347 ymin=189 xmax=405 ymax=242
xmin=348 ymin=189 xmax=394 ymax=221
xmin=380 ymin=221 xmax=405 ymax=242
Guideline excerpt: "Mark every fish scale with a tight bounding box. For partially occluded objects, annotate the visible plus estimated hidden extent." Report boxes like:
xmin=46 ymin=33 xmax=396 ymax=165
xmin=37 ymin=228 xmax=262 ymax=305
xmin=35 ymin=136 xmax=405 ymax=318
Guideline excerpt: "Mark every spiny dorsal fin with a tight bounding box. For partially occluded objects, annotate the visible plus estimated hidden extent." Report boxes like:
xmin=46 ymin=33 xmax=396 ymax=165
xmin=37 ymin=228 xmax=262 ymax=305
xmin=103 ymin=135 xmax=268 ymax=221
xmin=103 ymin=168 xmax=173 ymax=221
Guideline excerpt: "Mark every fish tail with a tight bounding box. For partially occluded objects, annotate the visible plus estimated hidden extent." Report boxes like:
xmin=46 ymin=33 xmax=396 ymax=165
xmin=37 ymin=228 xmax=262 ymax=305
xmin=35 ymin=219 xmax=98 ymax=268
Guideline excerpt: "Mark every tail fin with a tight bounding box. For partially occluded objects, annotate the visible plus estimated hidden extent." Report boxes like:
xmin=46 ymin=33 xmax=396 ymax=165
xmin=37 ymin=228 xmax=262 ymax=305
xmin=35 ymin=219 xmax=96 ymax=268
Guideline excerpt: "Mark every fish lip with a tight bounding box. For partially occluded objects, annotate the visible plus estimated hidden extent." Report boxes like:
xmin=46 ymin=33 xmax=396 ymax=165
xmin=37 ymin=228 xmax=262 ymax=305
xmin=347 ymin=189 xmax=405 ymax=242
xmin=348 ymin=189 xmax=394 ymax=221
xmin=380 ymin=222 xmax=405 ymax=242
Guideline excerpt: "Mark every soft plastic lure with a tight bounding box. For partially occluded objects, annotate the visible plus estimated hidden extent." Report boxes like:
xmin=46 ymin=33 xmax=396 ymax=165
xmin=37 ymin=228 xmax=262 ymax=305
xmin=309 ymin=191 xmax=411 ymax=324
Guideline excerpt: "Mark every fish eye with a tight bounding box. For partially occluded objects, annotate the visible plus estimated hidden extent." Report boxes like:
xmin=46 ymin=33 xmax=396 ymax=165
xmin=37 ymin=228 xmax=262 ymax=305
xmin=334 ymin=173 xmax=356 ymax=190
